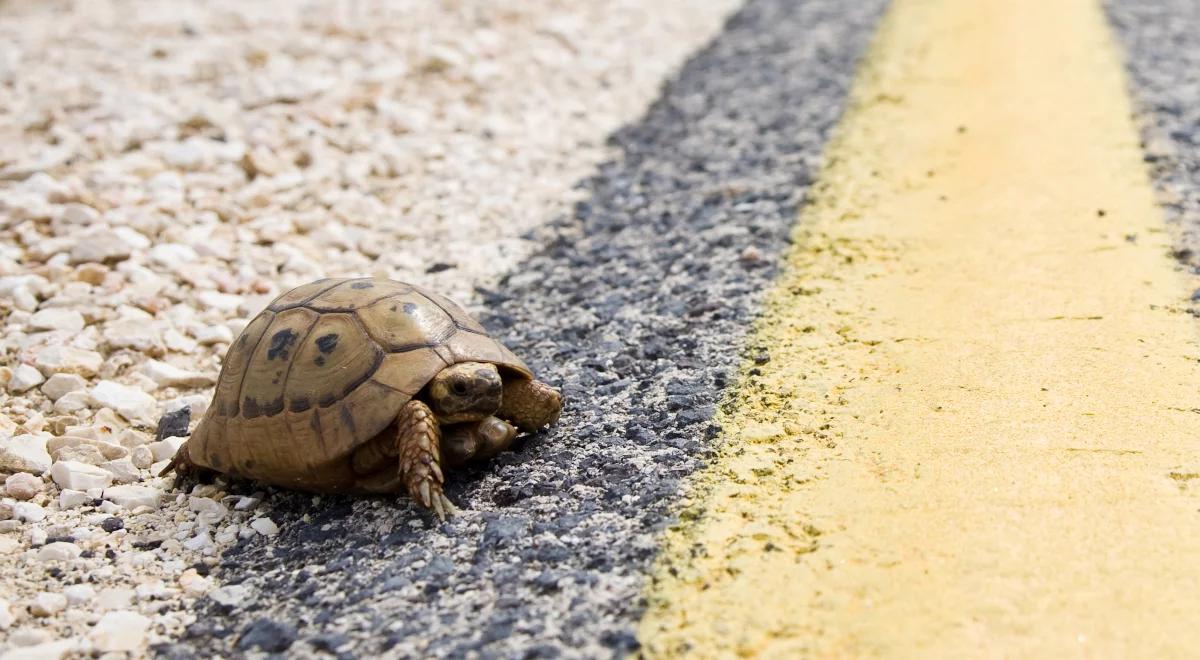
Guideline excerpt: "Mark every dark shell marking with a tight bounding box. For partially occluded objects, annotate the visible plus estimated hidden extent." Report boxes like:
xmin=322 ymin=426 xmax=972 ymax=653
xmin=267 ymin=329 xmax=298 ymax=361
xmin=316 ymin=334 xmax=339 ymax=353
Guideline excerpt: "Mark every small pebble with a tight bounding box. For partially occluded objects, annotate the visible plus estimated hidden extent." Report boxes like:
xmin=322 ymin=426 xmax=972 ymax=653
xmin=59 ymin=489 xmax=89 ymax=509
xmin=50 ymin=460 xmax=113 ymax=491
xmin=63 ymin=584 xmax=95 ymax=606
xmin=250 ymin=517 xmax=280 ymax=536
xmin=0 ymin=597 xmax=13 ymax=630
xmin=0 ymin=434 xmax=52 ymax=474
xmin=8 ymin=363 xmax=46 ymax=393
xmin=12 ymin=502 xmax=46 ymax=523
xmin=90 ymin=610 xmax=150 ymax=652
xmin=37 ymin=541 xmax=82 ymax=562
xmin=30 ymin=591 xmax=68 ymax=617
xmin=179 ymin=568 xmax=213 ymax=597
xmin=5 ymin=472 xmax=44 ymax=500
xmin=130 ymin=444 xmax=154 ymax=469
xmin=41 ymin=373 xmax=88 ymax=401
xmin=148 ymin=437 xmax=186 ymax=463
xmin=103 ymin=485 xmax=161 ymax=509
xmin=209 ymin=583 xmax=251 ymax=608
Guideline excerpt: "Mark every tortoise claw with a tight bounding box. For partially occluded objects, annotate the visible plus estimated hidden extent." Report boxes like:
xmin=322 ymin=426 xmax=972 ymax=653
xmin=409 ymin=479 xmax=458 ymax=521
xmin=433 ymin=492 xmax=459 ymax=521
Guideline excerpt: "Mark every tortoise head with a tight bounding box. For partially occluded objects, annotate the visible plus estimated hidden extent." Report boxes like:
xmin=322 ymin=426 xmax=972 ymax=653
xmin=427 ymin=362 xmax=503 ymax=423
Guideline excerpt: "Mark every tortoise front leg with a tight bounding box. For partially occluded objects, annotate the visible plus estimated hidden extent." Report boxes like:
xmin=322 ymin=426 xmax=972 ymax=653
xmin=499 ymin=379 xmax=563 ymax=432
xmin=442 ymin=416 xmax=518 ymax=467
xmin=395 ymin=399 xmax=458 ymax=520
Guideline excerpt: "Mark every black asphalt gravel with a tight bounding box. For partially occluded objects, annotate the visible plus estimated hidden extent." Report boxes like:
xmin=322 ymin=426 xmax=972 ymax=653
xmin=1106 ymin=0 xmax=1200 ymax=275
xmin=160 ymin=1 xmax=888 ymax=657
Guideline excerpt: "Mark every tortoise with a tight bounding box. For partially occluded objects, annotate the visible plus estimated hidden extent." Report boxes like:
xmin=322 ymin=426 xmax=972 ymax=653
xmin=162 ymin=277 xmax=562 ymax=519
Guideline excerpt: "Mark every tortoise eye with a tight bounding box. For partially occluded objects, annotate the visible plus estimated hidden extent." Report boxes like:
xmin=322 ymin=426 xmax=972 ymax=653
xmin=452 ymin=381 xmax=468 ymax=395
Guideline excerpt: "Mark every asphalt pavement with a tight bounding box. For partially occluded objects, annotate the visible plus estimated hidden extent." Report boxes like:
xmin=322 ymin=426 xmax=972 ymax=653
xmin=159 ymin=0 xmax=888 ymax=657
xmin=1106 ymin=0 xmax=1200 ymax=276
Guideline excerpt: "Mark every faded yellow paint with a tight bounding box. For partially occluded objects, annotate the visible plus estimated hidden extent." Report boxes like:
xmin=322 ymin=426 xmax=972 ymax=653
xmin=637 ymin=0 xmax=1200 ymax=656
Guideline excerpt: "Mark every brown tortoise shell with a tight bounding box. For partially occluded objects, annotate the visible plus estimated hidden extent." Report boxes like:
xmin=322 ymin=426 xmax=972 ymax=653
xmin=186 ymin=278 xmax=532 ymax=492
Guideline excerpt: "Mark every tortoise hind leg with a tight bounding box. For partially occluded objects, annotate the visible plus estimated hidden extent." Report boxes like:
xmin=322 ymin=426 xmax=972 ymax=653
xmin=396 ymin=399 xmax=458 ymax=520
xmin=158 ymin=441 xmax=218 ymax=482
xmin=499 ymin=379 xmax=563 ymax=433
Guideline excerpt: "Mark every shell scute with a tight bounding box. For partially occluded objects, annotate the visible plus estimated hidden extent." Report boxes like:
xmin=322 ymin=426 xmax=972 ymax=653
xmin=356 ymin=291 xmax=456 ymax=352
xmin=372 ymin=348 xmax=450 ymax=396
xmin=212 ymin=310 xmax=275 ymax=419
xmin=267 ymin=278 xmax=344 ymax=312
xmin=284 ymin=313 xmax=383 ymax=414
xmin=240 ymin=306 xmax=320 ymax=420
xmin=444 ymin=330 xmax=532 ymax=378
xmin=415 ymin=286 xmax=489 ymax=334
xmin=306 ymin=278 xmax=413 ymax=312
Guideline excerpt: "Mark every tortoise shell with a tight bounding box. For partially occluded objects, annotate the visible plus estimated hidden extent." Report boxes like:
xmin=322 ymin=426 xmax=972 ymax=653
xmin=186 ymin=278 xmax=531 ymax=492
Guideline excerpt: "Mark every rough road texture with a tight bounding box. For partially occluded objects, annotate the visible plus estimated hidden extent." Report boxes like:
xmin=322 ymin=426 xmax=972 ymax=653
xmin=170 ymin=0 xmax=887 ymax=657
xmin=1106 ymin=0 xmax=1200 ymax=274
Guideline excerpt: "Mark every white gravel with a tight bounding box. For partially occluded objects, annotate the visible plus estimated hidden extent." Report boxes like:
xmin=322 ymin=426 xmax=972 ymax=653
xmin=0 ymin=0 xmax=739 ymax=655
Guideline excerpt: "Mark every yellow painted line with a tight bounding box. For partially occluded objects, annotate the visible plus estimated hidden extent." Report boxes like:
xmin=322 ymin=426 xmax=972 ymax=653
xmin=637 ymin=0 xmax=1200 ymax=656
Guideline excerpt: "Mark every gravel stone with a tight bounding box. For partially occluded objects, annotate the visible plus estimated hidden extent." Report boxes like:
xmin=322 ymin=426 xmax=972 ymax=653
xmin=30 ymin=592 xmax=67 ymax=617
xmin=153 ymin=407 xmax=191 ymax=442
xmin=50 ymin=460 xmax=113 ymax=491
xmin=90 ymin=610 xmax=150 ymax=653
xmin=0 ymin=434 xmax=52 ymax=474
xmin=12 ymin=502 xmax=46 ymax=523
xmin=33 ymin=346 xmax=103 ymax=377
xmin=148 ymin=437 xmax=186 ymax=463
xmin=51 ymin=444 xmax=105 ymax=465
xmin=102 ymin=485 xmax=161 ymax=509
xmin=69 ymin=229 xmax=133 ymax=265
xmin=95 ymin=588 xmax=135 ymax=611
xmin=62 ymin=584 xmax=95 ymax=606
xmin=40 ymin=373 xmax=87 ymax=401
xmin=28 ymin=308 xmax=85 ymax=333
xmin=5 ymin=472 xmax=43 ymax=500
xmin=193 ymin=326 xmax=233 ymax=346
xmin=47 ymin=436 xmax=127 ymax=461
xmin=2 ymin=639 xmax=75 ymax=658
xmin=37 ymin=541 xmax=82 ymax=562
xmin=140 ymin=360 xmax=215 ymax=388
xmin=129 ymin=445 xmax=154 ymax=469
xmin=249 ymin=517 xmax=279 ymax=536
xmin=99 ymin=457 xmax=139 ymax=484
xmin=102 ymin=318 xmax=166 ymax=356
xmin=179 ymin=569 xmax=214 ymax=597
xmin=52 ymin=391 xmax=90 ymax=414
xmin=237 ymin=619 xmax=297 ymax=654
xmin=8 ymin=364 xmax=45 ymax=393
xmin=209 ymin=584 xmax=252 ymax=609
xmin=188 ymin=496 xmax=228 ymax=524
xmin=89 ymin=380 xmax=158 ymax=423
xmin=58 ymin=489 xmax=88 ymax=509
